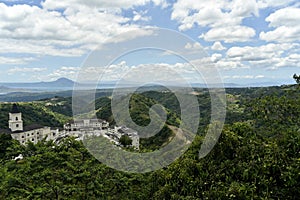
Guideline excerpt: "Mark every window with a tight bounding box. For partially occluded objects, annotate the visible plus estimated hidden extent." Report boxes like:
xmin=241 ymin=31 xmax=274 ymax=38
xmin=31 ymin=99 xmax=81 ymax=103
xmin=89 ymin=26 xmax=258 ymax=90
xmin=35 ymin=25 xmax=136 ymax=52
xmin=27 ymin=133 xmax=29 ymax=136
xmin=22 ymin=135 xmax=24 ymax=138
xmin=32 ymin=138 xmax=34 ymax=141
xmin=53 ymin=133 xmax=56 ymax=136
xmin=31 ymin=133 xmax=34 ymax=136
xmin=16 ymin=117 xmax=18 ymax=120
xmin=16 ymin=124 xmax=19 ymax=128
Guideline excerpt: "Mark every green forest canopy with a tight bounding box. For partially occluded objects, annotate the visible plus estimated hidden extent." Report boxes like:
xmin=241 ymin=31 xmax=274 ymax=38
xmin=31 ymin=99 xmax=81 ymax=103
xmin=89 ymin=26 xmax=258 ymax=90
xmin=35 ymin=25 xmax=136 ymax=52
xmin=0 ymin=85 xmax=299 ymax=199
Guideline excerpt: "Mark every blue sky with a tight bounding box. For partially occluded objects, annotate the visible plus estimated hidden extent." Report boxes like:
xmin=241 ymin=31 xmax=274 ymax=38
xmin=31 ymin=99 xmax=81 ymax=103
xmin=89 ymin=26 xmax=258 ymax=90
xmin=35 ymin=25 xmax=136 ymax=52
xmin=0 ymin=0 xmax=299 ymax=85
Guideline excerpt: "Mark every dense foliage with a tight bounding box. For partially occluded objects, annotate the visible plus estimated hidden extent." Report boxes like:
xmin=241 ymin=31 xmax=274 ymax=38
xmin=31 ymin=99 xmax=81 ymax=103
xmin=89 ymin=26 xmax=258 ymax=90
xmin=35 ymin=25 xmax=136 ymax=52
xmin=0 ymin=85 xmax=299 ymax=199
xmin=0 ymin=100 xmax=71 ymax=129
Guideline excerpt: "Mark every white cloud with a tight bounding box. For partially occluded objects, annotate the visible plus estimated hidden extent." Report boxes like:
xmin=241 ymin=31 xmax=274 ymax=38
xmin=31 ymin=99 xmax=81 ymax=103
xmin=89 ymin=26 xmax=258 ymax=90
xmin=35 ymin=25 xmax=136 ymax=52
xmin=133 ymin=10 xmax=151 ymax=22
xmin=260 ymin=7 xmax=300 ymax=42
xmin=7 ymin=67 xmax=47 ymax=75
xmin=67 ymin=60 xmax=207 ymax=83
xmin=200 ymin=26 xmax=256 ymax=43
xmin=0 ymin=3 xmax=153 ymax=57
xmin=265 ymin=7 xmax=300 ymax=27
xmin=152 ymin=0 xmax=169 ymax=8
xmin=211 ymin=53 xmax=223 ymax=63
xmin=224 ymin=43 xmax=300 ymax=70
xmin=47 ymin=66 xmax=80 ymax=80
xmin=118 ymin=62 xmax=203 ymax=83
xmin=171 ymin=0 xmax=258 ymax=42
xmin=226 ymin=43 xmax=287 ymax=61
xmin=211 ymin=41 xmax=226 ymax=51
xmin=257 ymin=0 xmax=297 ymax=9
xmin=42 ymin=0 xmax=167 ymax=10
xmin=184 ymin=42 xmax=201 ymax=50
xmin=0 ymin=39 xmax=87 ymax=57
xmin=215 ymin=59 xmax=249 ymax=70
xmin=0 ymin=56 xmax=35 ymax=65
xmin=231 ymin=75 xmax=265 ymax=79
xmin=171 ymin=0 xmax=299 ymax=43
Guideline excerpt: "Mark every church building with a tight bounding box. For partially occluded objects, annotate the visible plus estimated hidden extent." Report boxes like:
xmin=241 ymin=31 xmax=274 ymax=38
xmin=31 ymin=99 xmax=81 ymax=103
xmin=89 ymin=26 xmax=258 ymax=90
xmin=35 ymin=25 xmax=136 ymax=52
xmin=9 ymin=104 xmax=58 ymax=145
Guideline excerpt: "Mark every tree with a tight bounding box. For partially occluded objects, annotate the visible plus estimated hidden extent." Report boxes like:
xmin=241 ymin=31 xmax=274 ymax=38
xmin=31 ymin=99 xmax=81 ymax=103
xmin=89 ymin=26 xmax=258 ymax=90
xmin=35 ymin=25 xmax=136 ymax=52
xmin=0 ymin=133 xmax=13 ymax=160
xmin=119 ymin=135 xmax=132 ymax=146
xmin=293 ymin=73 xmax=300 ymax=84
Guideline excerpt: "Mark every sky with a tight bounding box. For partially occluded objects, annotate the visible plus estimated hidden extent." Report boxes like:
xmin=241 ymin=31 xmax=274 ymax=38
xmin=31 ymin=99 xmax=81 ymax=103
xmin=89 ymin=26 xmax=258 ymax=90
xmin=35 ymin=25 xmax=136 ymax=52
xmin=0 ymin=0 xmax=299 ymax=85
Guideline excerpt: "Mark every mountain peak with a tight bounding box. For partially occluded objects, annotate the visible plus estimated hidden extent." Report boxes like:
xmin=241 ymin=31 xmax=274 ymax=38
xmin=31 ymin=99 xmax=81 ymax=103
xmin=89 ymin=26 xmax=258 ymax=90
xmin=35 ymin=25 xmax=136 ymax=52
xmin=55 ymin=77 xmax=74 ymax=84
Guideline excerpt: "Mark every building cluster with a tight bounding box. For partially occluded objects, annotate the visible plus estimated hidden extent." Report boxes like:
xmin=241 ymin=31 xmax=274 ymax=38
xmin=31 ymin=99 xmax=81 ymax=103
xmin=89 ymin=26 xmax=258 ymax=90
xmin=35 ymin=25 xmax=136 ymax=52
xmin=7 ymin=104 xmax=139 ymax=149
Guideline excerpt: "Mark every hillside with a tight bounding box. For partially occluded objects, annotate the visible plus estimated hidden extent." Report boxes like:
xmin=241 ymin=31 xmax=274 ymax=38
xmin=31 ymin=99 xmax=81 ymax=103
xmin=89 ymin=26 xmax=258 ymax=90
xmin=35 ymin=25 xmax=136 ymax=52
xmin=95 ymin=93 xmax=181 ymax=151
xmin=0 ymin=98 xmax=71 ymax=129
xmin=0 ymin=86 xmax=299 ymax=199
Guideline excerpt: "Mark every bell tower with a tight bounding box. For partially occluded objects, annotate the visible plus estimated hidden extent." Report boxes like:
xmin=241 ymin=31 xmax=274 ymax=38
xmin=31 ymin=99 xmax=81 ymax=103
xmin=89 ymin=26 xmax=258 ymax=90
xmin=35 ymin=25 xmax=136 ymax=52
xmin=9 ymin=103 xmax=23 ymax=132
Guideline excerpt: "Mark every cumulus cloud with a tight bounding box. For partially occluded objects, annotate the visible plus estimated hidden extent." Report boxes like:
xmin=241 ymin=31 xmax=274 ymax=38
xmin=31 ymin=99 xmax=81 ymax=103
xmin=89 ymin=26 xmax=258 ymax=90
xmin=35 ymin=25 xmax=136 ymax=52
xmin=133 ymin=10 xmax=151 ymax=22
xmin=47 ymin=66 xmax=80 ymax=80
xmin=223 ymin=43 xmax=300 ymax=70
xmin=200 ymin=26 xmax=256 ymax=43
xmin=42 ymin=0 xmax=168 ymax=10
xmin=184 ymin=42 xmax=201 ymax=50
xmin=226 ymin=43 xmax=288 ymax=61
xmin=211 ymin=42 xmax=226 ymax=51
xmin=171 ymin=0 xmax=299 ymax=43
xmin=215 ymin=59 xmax=249 ymax=71
xmin=192 ymin=42 xmax=300 ymax=72
xmin=211 ymin=53 xmax=223 ymax=63
xmin=0 ymin=2 xmax=154 ymax=57
xmin=260 ymin=7 xmax=300 ymax=42
xmin=171 ymin=0 xmax=258 ymax=42
xmin=257 ymin=0 xmax=297 ymax=9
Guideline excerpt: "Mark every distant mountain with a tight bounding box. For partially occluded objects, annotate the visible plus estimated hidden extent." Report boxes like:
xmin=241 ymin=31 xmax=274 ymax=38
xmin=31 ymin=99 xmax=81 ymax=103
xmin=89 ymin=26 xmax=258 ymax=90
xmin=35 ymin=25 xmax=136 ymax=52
xmin=37 ymin=78 xmax=75 ymax=87
xmin=0 ymin=78 xmax=75 ymax=89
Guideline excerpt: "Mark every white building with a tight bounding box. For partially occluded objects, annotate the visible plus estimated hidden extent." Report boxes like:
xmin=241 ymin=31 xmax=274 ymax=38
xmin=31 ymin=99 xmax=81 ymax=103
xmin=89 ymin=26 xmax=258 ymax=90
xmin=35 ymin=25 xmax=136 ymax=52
xmin=64 ymin=119 xmax=109 ymax=131
xmin=9 ymin=104 xmax=59 ymax=145
xmin=8 ymin=104 xmax=139 ymax=149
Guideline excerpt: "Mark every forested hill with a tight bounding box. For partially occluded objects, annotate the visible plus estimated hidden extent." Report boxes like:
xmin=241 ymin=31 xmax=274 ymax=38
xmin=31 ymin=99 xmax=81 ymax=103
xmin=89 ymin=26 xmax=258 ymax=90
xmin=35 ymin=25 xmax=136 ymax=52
xmin=0 ymin=97 xmax=72 ymax=129
xmin=0 ymin=85 xmax=299 ymax=199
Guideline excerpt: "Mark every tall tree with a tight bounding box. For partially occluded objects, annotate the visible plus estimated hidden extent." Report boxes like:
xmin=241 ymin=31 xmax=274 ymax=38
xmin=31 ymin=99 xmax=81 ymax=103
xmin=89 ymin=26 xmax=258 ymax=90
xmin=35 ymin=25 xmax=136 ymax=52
xmin=293 ymin=73 xmax=300 ymax=84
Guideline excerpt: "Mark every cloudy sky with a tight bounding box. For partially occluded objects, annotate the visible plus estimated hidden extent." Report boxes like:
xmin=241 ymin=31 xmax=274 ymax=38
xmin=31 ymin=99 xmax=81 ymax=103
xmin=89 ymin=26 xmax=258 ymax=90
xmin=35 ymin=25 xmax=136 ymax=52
xmin=0 ymin=0 xmax=299 ymax=85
